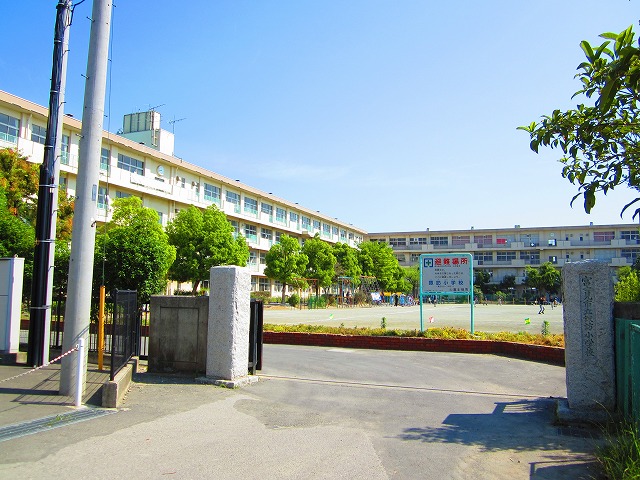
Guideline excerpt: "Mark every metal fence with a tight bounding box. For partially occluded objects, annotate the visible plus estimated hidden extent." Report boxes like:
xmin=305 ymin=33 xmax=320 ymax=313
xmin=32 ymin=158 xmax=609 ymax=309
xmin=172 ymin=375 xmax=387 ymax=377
xmin=110 ymin=290 xmax=138 ymax=380
xmin=615 ymin=317 xmax=640 ymax=421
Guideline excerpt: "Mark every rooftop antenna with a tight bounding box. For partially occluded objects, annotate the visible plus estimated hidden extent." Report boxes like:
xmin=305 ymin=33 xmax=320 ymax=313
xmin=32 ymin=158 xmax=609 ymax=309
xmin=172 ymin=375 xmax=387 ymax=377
xmin=169 ymin=116 xmax=186 ymax=134
xmin=149 ymin=103 xmax=165 ymax=112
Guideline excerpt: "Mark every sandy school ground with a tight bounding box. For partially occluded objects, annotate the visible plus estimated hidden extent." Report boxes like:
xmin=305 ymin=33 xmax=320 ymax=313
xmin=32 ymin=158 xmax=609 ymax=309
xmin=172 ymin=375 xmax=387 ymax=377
xmin=263 ymin=302 xmax=564 ymax=335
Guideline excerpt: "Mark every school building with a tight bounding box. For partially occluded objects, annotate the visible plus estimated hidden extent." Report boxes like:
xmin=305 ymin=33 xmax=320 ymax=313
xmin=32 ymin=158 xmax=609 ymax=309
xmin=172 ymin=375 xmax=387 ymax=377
xmin=1 ymin=89 xmax=638 ymax=295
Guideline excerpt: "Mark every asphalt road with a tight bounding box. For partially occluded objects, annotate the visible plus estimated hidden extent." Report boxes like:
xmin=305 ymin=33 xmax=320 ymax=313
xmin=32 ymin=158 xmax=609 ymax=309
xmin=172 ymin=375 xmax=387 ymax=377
xmin=264 ymin=303 xmax=565 ymax=334
xmin=0 ymin=344 xmax=600 ymax=479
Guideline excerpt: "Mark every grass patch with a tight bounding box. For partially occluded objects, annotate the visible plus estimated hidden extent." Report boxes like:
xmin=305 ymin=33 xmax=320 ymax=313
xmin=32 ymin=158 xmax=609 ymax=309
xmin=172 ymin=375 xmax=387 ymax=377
xmin=263 ymin=324 xmax=564 ymax=347
xmin=595 ymin=420 xmax=640 ymax=479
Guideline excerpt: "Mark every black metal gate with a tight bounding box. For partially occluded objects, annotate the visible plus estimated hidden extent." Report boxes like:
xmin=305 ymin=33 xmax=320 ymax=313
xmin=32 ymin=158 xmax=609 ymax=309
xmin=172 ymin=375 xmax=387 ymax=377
xmin=248 ymin=299 xmax=264 ymax=374
xmin=110 ymin=289 xmax=138 ymax=380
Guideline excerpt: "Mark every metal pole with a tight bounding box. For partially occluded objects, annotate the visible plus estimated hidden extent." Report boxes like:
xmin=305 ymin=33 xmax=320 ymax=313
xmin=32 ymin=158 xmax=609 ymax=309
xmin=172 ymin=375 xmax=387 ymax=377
xmin=28 ymin=0 xmax=72 ymax=367
xmin=60 ymin=0 xmax=112 ymax=395
xmin=74 ymin=337 xmax=85 ymax=407
xmin=98 ymin=285 xmax=105 ymax=370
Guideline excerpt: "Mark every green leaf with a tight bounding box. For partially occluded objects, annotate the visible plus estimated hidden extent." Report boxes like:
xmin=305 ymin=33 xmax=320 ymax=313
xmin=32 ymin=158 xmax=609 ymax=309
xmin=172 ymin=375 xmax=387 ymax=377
xmin=580 ymin=40 xmax=595 ymax=61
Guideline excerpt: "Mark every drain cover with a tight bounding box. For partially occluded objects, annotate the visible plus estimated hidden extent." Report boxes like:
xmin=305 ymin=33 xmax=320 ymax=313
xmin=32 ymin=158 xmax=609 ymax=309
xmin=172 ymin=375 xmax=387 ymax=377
xmin=0 ymin=408 xmax=116 ymax=442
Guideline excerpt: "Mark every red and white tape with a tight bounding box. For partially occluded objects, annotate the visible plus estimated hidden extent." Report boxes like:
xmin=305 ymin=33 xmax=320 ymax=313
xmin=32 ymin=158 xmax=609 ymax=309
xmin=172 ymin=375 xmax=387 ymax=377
xmin=0 ymin=345 xmax=79 ymax=384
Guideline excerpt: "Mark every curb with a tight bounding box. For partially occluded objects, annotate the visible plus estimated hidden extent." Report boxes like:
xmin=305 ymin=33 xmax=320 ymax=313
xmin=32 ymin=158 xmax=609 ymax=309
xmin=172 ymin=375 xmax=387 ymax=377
xmin=263 ymin=332 xmax=565 ymax=366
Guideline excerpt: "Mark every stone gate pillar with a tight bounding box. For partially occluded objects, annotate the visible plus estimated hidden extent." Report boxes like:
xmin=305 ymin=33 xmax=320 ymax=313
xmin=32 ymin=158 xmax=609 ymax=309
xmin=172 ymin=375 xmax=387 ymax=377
xmin=559 ymin=260 xmax=615 ymax=422
xmin=202 ymin=265 xmax=257 ymax=388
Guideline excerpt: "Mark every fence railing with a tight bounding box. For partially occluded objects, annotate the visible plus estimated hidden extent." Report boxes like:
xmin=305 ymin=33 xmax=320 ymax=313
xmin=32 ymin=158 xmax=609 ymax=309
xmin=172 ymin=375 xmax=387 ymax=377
xmin=110 ymin=290 xmax=138 ymax=381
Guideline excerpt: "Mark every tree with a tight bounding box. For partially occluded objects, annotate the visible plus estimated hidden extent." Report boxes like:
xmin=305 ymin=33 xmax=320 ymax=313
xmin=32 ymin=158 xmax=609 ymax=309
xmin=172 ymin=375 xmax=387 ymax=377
xmin=0 ymin=148 xmax=38 ymax=220
xmin=358 ymin=241 xmax=400 ymax=291
xmin=519 ymin=25 xmax=640 ymax=218
xmin=0 ymin=185 xmax=35 ymax=299
xmin=524 ymin=262 xmax=561 ymax=296
xmin=165 ymin=205 xmax=249 ymax=294
xmin=332 ymin=242 xmax=362 ymax=282
xmin=402 ymin=265 xmax=420 ymax=297
xmin=615 ymin=266 xmax=640 ymax=301
xmin=474 ymin=269 xmax=492 ymax=294
xmin=264 ymin=234 xmax=308 ymax=304
xmin=301 ymin=234 xmax=336 ymax=296
xmin=94 ymin=197 xmax=176 ymax=303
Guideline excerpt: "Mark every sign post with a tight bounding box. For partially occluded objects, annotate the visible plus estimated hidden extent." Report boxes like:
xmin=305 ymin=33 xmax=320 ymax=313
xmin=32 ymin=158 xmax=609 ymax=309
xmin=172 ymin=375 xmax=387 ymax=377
xmin=419 ymin=253 xmax=474 ymax=333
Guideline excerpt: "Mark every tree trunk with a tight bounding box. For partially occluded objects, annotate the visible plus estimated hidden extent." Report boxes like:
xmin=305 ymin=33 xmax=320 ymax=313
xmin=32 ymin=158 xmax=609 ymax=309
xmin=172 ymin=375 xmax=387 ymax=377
xmin=281 ymin=283 xmax=287 ymax=305
xmin=191 ymin=279 xmax=201 ymax=295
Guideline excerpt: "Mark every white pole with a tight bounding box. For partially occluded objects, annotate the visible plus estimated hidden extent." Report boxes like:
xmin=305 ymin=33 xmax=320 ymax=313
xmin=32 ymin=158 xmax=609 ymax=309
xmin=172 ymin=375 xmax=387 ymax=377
xmin=60 ymin=0 xmax=112 ymax=395
xmin=75 ymin=338 xmax=85 ymax=407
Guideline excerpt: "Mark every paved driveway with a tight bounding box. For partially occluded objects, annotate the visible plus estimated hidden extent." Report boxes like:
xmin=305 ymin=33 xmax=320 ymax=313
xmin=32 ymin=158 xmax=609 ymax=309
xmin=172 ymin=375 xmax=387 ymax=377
xmin=0 ymin=344 xmax=600 ymax=480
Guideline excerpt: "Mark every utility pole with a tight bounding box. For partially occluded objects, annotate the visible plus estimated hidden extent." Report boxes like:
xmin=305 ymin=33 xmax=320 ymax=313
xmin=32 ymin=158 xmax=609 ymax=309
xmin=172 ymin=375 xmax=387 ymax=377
xmin=60 ymin=0 xmax=112 ymax=396
xmin=28 ymin=0 xmax=72 ymax=367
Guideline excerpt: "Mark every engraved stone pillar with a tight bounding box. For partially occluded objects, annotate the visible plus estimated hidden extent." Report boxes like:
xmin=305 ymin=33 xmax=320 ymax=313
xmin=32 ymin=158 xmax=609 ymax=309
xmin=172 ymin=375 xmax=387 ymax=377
xmin=559 ymin=260 xmax=615 ymax=422
xmin=201 ymin=265 xmax=257 ymax=388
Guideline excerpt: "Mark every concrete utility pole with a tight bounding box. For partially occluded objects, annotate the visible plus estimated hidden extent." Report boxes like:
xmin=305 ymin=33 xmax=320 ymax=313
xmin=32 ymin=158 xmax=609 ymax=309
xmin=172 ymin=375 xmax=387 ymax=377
xmin=60 ymin=0 xmax=112 ymax=396
xmin=27 ymin=0 xmax=72 ymax=367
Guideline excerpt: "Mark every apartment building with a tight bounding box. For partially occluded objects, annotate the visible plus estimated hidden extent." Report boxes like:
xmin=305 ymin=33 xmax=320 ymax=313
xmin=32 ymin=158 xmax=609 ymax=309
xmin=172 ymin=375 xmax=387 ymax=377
xmin=0 ymin=90 xmax=366 ymax=296
xmin=369 ymin=224 xmax=639 ymax=291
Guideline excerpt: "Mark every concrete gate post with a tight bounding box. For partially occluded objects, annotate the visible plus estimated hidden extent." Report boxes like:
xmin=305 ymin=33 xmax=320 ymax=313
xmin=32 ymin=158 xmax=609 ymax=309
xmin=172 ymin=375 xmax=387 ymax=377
xmin=202 ymin=265 xmax=258 ymax=388
xmin=558 ymin=260 xmax=615 ymax=423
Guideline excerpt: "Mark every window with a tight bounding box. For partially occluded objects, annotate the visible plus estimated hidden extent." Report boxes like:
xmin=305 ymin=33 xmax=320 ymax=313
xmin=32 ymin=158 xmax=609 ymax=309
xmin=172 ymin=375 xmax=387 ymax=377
xmin=261 ymin=203 xmax=273 ymax=218
xmin=115 ymin=191 xmax=132 ymax=199
xmin=97 ymin=186 xmax=108 ymax=210
xmin=621 ymin=231 xmax=640 ymax=241
xmin=276 ymin=207 xmax=286 ymax=223
xmin=473 ymin=252 xmax=493 ymax=264
xmin=332 ymin=226 xmax=339 ymax=236
xmin=204 ymin=183 xmax=221 ymax=202
xmin=409 ymin=237 xmax=427 ymax=245
xmin=100 ymin=148 xmax=110 ymax=172
xmin=549 ymin=256 xmax=558 ymax=264
xmin=244 ymin=197 xmax=258 ymax=215
xmin=261 ymin=228 xmax=272 ymax=241
xmin=31 ymin=124 xmax=46 ymax=144
xmin=348 ymin=233 xmax=354 ymax=240
xmin=520 ymin=250 xmax=540 ymax=264
xmin=301 ymin=216 xmax=311 ymax=230
xmin=117 ymin=153 xmax=144 ymax=175
xmin=313 ymin=220 xmax=321 ymax=230
xmin=452 ymin=235 xmax=470 ymax=246
xmin=389 ymin=237 xmax=406 ymax=247
xmin=275 ymin=231 xmax=282 ymax=243
xmin=226 ymin=191 xmax=240 ymax=204
xmin=622 ymin=248 xmax=640 ymax=263
xmin=548 ymin=238 xmax=557 ymax=246
xmin=340 ymin=229 xmax=347 ymax=241
xmin=248 ymin=251 xmax=257 ymax=265
xmin=496 ymin=251 xmax=516 ymax=262
xmin=474 ymin=235 xmax=492 ymax=246
xmin=430 ymin=236 xmax=448 ymax=246
xmin=274 ymin=280 xmax=283 ymax=293
xmin=0 ymin=113 xmax=19 ymax=143
xmin=251 ymin=277 xmax=257 ymax=292
xmin=410 ymin=253 xmax=421 ymax=262
xmin=395 ymin=254 xmax=405 ymax=262
xmin=245 ymin=224 xmax=257 ymax=242
xmin=230 ymin=220 xmax=240 ymax=237
xmin=61 ymin=134 xmax=70 ymax=165
xmin=260 ymin=253 xmax=267 ymax=265
xmin=290 ymin=212 xmax=299 ymax=223
xmin=59 ymin=176 xmax=68 ymax=191
xmin=323 ymin=224 xmax=331 ymax=236
xmin=594 ymin=231 xmax=614 ymax=242
xmin=259 ymin=278 xmax=270 ymax=291
xmin=157 ymin=211 xmax=164 ymax=225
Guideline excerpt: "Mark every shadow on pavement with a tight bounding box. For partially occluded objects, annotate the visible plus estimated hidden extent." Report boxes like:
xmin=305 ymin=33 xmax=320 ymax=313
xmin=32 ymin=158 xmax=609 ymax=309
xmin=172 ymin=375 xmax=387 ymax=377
xmin=398 ymin=399 xmax=601 ymax=453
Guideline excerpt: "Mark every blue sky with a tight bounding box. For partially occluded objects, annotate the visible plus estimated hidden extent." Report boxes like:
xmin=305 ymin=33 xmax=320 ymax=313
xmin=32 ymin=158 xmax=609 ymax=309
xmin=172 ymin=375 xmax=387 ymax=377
xmin=2 ymin=1 xmax=639 ymax=232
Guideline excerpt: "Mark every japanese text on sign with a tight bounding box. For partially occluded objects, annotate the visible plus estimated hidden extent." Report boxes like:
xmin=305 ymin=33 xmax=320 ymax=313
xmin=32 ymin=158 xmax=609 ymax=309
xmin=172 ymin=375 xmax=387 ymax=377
xmin=420 ymin=254 xmax=472 ymax=294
